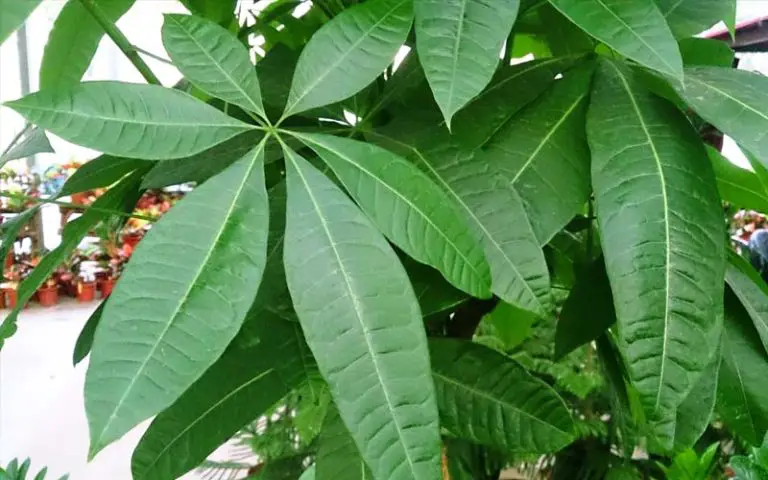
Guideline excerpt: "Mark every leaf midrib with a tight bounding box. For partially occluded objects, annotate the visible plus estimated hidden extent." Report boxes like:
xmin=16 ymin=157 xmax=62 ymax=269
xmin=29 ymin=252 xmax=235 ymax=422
xmin=686 ymin=74 xmax=768 ymax=123
xmin=723 ymin=328 xmax=758 ymax=441
xmin=444 ymin=0 xmax=469 ymax=119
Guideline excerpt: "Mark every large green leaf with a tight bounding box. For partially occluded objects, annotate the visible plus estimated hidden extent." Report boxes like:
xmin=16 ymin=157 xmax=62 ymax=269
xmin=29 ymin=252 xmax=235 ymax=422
xmin=283 ymin=0 xmax=413 ymax=117
xmin=316 ymin=407 xmax=373 ymax=480
xmin=294 ymin=132 xmax=491 ymax=298
xmin=726 ymin=251 xmax=768 ymax=356
xmin=674 ymin=350 xmax=720 ymax=450
xmin=483 ymin=63 xmax=592 ymax=245
xmin=680 ymin=68 xmax=768 ymax=170
xmin=281 ymin=145 xmax=441 ymax=480
xmin=85 ymin=142 xmax=270 ymax=455
xmin=72 ymin=302 xmax=105 ymax=366
xmin=59 ymin=156 xmax=149 ymax=196
xmin=162 ymin=14 xmax=265 ymax=118
xmin=678 ymin=38 xmax=734 ymax=68
xmin=655 ymin=0 xmax=736 ymax=39
xmin=587 ymin=59 xmax=725 ymax=447
xmin=549 ymin=0 xmax=682 ymax=80
xmin=0 ymin=0 xmax=42 ymax=45
xmin=718 ymin=290 xmax=768 ymax=446
xmin=414 ymin=0 xmax=520 ymax=127
xmin=708 ymin=146 xmax=768 ymax=213
xmin=4 ymin=82 xmax=254 ymax=160
xmin=39 ymin=0 xmax=135 ymax=90
xmin=0 ymin=127 xmax=54 ymax=167
xmin=429 ymin=338 xmax=574 ymax=452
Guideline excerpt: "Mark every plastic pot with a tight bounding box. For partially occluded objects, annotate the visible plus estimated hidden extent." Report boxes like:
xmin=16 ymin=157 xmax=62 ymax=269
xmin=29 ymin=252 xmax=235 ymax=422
xmin=77 ymin=281 xmax=96 ymax=303
xmin=37 ymin=285 xmax=58 ymax=307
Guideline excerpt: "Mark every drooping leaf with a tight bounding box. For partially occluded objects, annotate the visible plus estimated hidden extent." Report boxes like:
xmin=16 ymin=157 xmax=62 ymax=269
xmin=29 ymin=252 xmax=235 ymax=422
xmin=483 ymin=63 xmax=593 ymax=245
xmin=414 ymin=0 xmax=520 ymax=127
xmin=162 ymin=14 xmax=265 ymax=118
xmin=655 ymin=0 xmax=736 ymax=39
xmin=679 ymin=68 xmax=768 ymax=170
xmin=549 ymin=0 xmax=682 ymax=80
xmin=678 ymin=38 xmax=734 ymax=68
xmin=0 ymin=127 xmax=54 ymax=167
xmin=429 ymin=338 xmax=574 ymax=452
xmin=0 ymin=0 xmax=42 ymax=45
xmin=4 ymin=82 xmax=254 ymax=160
xmin=674 ymin=350 xmax=720 ymax=450
xmin=59 ymin=156 xmax=149 ymax=196
xmin=281 ymin=145 xmax=441 ymax=480
xmin=294 ymin=131 xmax=491 ymax=298
xmin=718 ymin=289 xmax=768 ymax=446
xmin=39 ymin=0 xmax=136 ymax=90
xmin=708 ymin=146 xmax=768 ymax=213
xmin=283 ymin=0 xmax=413 ymax=117
xmin=726 ymin=250 xmax=768 ymax=356
xmin=85 ymin=142 xmax=270 ymax=455
xmin=72 ymin=302 xmax=105 ymax=366
xmin=587 ymin=59 xmax=725 ymax=448
xmin=315 ymin=406 xmax=373 ymax=480
xmin=555 ymin=257 xmax=615 ymax=360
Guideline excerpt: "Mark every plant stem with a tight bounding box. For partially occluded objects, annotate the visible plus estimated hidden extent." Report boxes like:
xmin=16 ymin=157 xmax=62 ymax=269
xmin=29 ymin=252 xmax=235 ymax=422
xmin=78 ymin=0 xmax=162 ymax=86
xmin=132 ymin=46 xmax=174 ymax=66
xmin=0 ymin=193 xmax=156 ymax=222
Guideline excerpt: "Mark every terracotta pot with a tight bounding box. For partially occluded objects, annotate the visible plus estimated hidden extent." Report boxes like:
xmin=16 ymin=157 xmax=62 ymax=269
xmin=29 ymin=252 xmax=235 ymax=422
xmin=4 ymin=289 xmax=18 ymax=309
xmin=0 ymin=290 xmax=5 ymax=309
xmin=100 ymin=277 xmax=116 ymax=298
xmin=123 ymin=232 xmax=142 ymax=249
xmin=37 ymin=285 xmax=58 ymax=307
xmin=77 ymin=282 xmax=96 ymax=303
xmin=71 ymin=192 xmax=88 ymax=205
xmin=4 ymin=251 xmax=13 ymax=270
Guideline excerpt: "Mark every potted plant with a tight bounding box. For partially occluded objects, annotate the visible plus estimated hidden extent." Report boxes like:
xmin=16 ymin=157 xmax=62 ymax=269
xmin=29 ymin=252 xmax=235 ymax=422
xmin=36 ymin=277 xmax=58 ymax=307
xmin=76 ymin=271 xmax=97 ymax=303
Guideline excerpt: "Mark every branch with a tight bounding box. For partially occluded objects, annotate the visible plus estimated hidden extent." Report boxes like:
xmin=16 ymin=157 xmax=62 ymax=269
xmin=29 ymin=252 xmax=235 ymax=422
xmin=78 ymin=0 xmax=162 ymax=86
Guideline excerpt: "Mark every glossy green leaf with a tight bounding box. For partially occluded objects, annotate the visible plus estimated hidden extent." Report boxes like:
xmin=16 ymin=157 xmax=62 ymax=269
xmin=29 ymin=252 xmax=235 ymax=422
xmin=718 ymin=290 xmax=768 ymax=446
xmin=295 ymin=131 xmax=491 ymax=298
xmin=72 ymin=302 xmax=105 ymax=366
xmin=162 ymin=14 xmax=265 ymax=118
xmin=588 ymin=59 xmax=725 ymax=447
xmin=678 ymin=38 xmax=734 ymax=68
xmin=283 ymin=0 xmax=413 ymax=117
xmin=674 ymin=351 xmax=720 ymax=450
xmin=655 ymin=0 xmax=736 ymax=39
xmin=680 ymin=68 xmax=768 ymax=170
xmin=59 ymin=156 xmax=149 ymax=196
xmin=0 ymin=0 xmax=42 ymax=45
xmin=726 ymin=251 xmax=768 ymax=356
xmin=40 ymin=0 xmax=135 ymax=90
xmin=549 ymin=0 xmax=682 ymax=80
xmin=0 ymin=127 xmax=54 ymax=167
xmin=483 ymin=64 xmax=592 ymax=245
xmin=85 ymin=142 xmax=270 ymax=455
xmin=708 ymin=146 xmax=768 ymax=212
xmin=281 ymin=145 xmax=441 ymax=480
xmin=429 ymin=338 xmax=574 ymax=452
xmin=4 ymin=82 xmax=254 ymax=160
xmin=414 ymin=0 xmax=520 ymax=127
xmin=316 ymin=407 xmax=372 ymax=480
xmin=555 ymin=257 xmax=615 ymax=360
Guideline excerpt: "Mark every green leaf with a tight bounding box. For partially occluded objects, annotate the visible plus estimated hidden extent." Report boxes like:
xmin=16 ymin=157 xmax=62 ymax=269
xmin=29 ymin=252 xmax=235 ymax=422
xmin=0 ymin=0 xmax=42 ymax=45
xmin=0 ymin=127 xmax=54 ymax=167
xmin=162 ymin=14 xmax=265 ymax=118
xmin=131 ymin=314 xmax=308 ymax=480
xmin=0 ymin=172 xmax=145 ymax=349
xmin=299 ymin=465 xmax=316 ymax=480
xmin=679 ymin=68 xmax=768 ymax=170
xmin=283 ymin=0 xmax=413 ymax=117
xmin=708 ymin=146 xmax=768 ymax=212
xmin=429 ymin=338 xmax=574 ymax=452
xmin=401 ymin=256 xmax=467 ymax=318
xmin=678 ymin=38 xmax=734 ymax=68
xmin=674 ymin=351 xmax=720 ymax=450
xmin=178 ymin=0 xmax=236 ymax=26
xmin=485 ymin=302 xmax=537 ymax=351
xmin=316 ymin=407 xmax=373 ymax=480
xmin=4 ymin=82 xmax=254 ymax=160
xmin=281 ymin=144 xmax=441 ymax=479
xmin=59 ymin=156 xmax=149 ymax=197
xmin=555 ymin=257 xmax=615 ymax=360
xmin=85 ymin=142 xmax=270 ymax=455
xmin=549 ymin=0 xmax=682 ymax=80
xmin=72 ymin=302 xmax=105 ymax=366
xmin=39 ymin=0 xmax=135 ymax=90
xmin=587 ymin=59 xmax=726 ymax=448
xmin=0 ymin=206 xmax=39 ymax=344
xmin=718 ymin=289 xmax=768 ymax=446
xmin=483 ymin=63 xmax=592 ymax=245
xmin=726 ymin=250 xmax=768 ymax=356
xmin=655 ymin=0 xmax=736 ymax=39
xmin=294 ymin=132 xmax=491 ymax=298
xmin=414 ymin=0 xmax=520 ymax=127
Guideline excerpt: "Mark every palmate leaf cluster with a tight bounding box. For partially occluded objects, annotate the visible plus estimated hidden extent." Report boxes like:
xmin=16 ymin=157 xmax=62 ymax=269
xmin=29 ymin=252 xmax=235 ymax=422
xmin=3 ymin=0 xmax=768 ymax=478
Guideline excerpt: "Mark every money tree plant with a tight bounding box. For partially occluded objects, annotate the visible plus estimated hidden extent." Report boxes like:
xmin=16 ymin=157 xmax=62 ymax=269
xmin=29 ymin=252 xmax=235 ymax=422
xmin=2 ymin=0 xmax=768 ymax=479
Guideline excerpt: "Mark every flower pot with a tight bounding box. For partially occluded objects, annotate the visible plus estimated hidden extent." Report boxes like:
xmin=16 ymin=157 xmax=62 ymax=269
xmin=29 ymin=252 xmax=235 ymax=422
xmin=4 ymin=251 xmax=12 ymax=270
xmin=99 ymin=278 xmax=116 ymax=298
xmin=123 ymin=232 xmax=142 ymax=249
xmin=37 ymin=285 xmax=58 ymax=307
xmin=71 ymin=192 xmax=88 ymax=205
xmin=77 ymin=282 xmax=96 ymax=303
xmin=0 ymin=290 xmax=5 ymax=309
xmin=4 ymin=289 xmax=18 ymax=309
